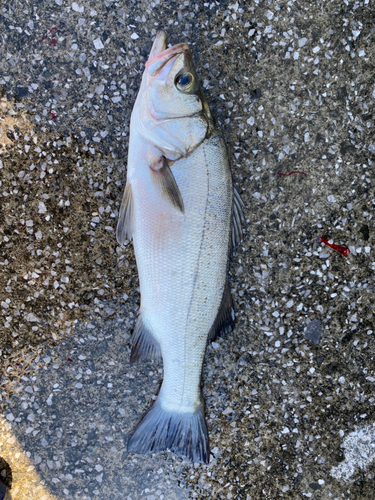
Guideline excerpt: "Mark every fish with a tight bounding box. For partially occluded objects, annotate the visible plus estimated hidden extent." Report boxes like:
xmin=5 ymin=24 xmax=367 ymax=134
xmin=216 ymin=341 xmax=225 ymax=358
xmin=116 ymin=31 xmax=244 ymax=463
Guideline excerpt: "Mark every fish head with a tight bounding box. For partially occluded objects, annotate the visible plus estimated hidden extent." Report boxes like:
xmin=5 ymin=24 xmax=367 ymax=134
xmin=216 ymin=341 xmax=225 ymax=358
xmin=132 ymin=31 xmax=212 ymax=160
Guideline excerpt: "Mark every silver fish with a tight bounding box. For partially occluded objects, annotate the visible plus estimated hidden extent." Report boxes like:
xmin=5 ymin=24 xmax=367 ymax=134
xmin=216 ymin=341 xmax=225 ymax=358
xmin=116 ymin=31 xmax=244 ymax=463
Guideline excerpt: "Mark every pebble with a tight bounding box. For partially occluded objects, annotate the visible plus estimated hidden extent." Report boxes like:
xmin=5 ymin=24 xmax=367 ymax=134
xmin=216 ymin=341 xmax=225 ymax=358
xmin=304 ymin=319 xmax=323 ymax=345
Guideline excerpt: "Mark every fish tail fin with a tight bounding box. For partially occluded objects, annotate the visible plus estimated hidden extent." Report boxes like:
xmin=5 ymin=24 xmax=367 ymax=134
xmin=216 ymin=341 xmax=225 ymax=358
xmin=127 ymin=398 xmax=209 ymax=463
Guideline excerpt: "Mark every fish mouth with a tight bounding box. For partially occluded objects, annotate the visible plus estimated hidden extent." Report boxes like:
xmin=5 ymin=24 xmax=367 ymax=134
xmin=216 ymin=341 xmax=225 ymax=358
xmin=146 ymin=31 xmax=189 ymax=76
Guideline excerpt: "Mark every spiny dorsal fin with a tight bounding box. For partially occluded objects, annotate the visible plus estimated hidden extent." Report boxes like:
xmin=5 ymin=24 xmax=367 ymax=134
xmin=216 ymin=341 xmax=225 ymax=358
xmin=130 ymin=314 xmax=162 ymax=363
xmin=208 ymin=281 xmax=235 ymax=342
xmin=150 ymin=156 xmax=184 ymax=213
xmin=116 ymin=182 xmax=134 ymax=244
xmin=231 ymin=187 xmax=245 ymax=250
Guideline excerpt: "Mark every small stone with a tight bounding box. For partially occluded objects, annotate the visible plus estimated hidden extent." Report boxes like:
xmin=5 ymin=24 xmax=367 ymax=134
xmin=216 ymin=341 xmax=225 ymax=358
xmin=72 ymin=3 xmax=84 ymax=13
xmin=38 ymin=201 xmax=47 ymax=214
xmin=25 ymin=312 xmax=40 ymax=323
xmin=319 ymin=252 xmax=330 ymax=259
xmin=304 ymin=318 xmax=323 ymax=345
xmin=93 ymin=38 xmax=104 ymax=50
xmin=95 ymin=84 xmax=104 ymax=95
xmin=309 ymin=483 xmax=321 ymax=491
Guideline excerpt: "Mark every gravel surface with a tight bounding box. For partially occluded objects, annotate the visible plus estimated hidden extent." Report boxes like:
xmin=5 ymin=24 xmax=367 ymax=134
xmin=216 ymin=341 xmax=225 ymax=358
xmin=0 ymin=0 xmax=374 ymax=499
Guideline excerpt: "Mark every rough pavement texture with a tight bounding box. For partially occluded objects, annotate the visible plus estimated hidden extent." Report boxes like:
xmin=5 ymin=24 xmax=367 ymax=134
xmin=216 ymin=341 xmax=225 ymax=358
xmin=0 ymin=0 xmax=374 ymax=499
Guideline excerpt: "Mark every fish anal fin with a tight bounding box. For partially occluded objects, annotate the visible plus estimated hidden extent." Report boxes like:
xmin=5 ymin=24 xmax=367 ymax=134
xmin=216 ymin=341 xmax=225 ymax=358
xmin=116 ymin=182 xmax=134 ymax=244
xmin=130 ymin=314 xmax=162 ymax=363
xmin=150 ymin=156 xmax=184 ymax=213
xmin=208 ymin=281 xmax=235 ymax=342
xmin=231 ymin=186 xmax=245 ymax=250
xmin=127 ymin=397 xmax=209 ymax=463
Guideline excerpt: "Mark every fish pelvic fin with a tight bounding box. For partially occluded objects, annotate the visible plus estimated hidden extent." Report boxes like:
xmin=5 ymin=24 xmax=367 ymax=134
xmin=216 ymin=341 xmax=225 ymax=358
xmin=130 ymin=314 xmax=162 ymax=363
xmin=127 ymin=398 xmax=210 ymax=464
xmin=208 ymin=280 xmax=235 ymax=342
xmin=231 ymin=186 xmax=245 ymax=251
xmin=116 ymin=182 xmax=134 ymax=244
xmin=150 ymin=156 xmax=184 ymax=213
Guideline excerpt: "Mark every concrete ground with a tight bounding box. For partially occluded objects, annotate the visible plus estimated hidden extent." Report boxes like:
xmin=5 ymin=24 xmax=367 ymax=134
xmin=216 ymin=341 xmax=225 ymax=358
xmin=0 ymin=0 xmax=374 ymax=499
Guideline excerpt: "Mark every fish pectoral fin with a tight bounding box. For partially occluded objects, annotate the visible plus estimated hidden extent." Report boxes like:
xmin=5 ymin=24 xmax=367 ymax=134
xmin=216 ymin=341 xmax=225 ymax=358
xmin=130 ymin=314 xmax=162 ymax=363
xmin=116 ymin=182 xmax=134 ymax=244
xmin=150 ymin=156 xmax=184 ymax=213
xmin=208 ymin=280 xmax=235 ymax=342
xmin=127 ymin=396 xmax=209 ymax=463
xmin=231 ymin=186 xmax=245 ymax=250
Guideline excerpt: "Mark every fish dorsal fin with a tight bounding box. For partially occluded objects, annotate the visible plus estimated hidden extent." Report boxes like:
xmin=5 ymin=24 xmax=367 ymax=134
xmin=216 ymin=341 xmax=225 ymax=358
xmin=231 ymin=187 xmax=245 ymax=250
xmin=208 ymin=280 xmax=235 ymax=342
xmin=150 ymin=156 xmax=184 ymax=213
xmin=130 ymin=314 xmax=162 ymax=363
xmin=116 ymin=182 xmax=134 ymax=244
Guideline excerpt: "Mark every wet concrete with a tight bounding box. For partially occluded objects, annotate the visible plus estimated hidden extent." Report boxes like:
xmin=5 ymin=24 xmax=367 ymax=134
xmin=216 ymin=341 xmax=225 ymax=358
xmin=1 ymin=0 xmax=374 ymax=499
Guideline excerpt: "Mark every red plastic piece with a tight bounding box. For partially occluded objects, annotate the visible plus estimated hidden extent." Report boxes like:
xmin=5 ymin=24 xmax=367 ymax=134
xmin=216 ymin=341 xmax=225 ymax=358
xmin=48 ymin=39 xmax=57 ymax=46
xmin=38 ymin=27 xmax=57 ymax=43
xmin=278 ymin=171 xmax=307 ymax=177
xmin=51 ymin=111 xmax=58 ymax=119
xmin=321 ymin=236 xmax=350 ymax=257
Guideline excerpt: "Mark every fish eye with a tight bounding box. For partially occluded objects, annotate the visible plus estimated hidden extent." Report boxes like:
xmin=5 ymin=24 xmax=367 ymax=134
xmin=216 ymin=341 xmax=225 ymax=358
xmin=175 ymin=72 xmax=194 ymax=91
